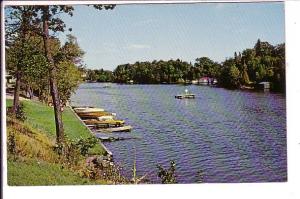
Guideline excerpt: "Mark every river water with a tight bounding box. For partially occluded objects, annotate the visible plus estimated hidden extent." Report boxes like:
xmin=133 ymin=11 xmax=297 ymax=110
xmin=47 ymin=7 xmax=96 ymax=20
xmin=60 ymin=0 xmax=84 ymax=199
xmin=70 ymin=83 xmax=287 ymax=183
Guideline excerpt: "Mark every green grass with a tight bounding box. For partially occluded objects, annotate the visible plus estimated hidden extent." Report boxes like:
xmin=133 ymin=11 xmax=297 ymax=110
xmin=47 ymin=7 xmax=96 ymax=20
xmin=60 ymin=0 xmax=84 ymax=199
xmin=6 ymin=98 xmax=112 ymax=186
xmin=7 ymin=158 xmax=107 ymax=186
xmin=6 ymin=99 xmax=105 ymax=155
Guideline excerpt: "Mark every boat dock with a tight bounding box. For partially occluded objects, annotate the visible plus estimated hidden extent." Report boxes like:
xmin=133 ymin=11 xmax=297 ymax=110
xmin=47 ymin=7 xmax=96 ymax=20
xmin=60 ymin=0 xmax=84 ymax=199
xmin=69 ymin=106 xmax=113 ymax=157
xmin=175 ymin=89 xmax=196 ymax=99
xmin=175 ymin=94 xmax=195 ymax=99
xmin=70 ymin=104 xmax=134 ymax=156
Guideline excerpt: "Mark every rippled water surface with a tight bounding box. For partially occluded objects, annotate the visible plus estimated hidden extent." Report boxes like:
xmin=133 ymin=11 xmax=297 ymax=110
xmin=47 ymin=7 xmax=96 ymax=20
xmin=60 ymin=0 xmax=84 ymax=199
xmin=71 ymin=83 xmax=287 ymax=183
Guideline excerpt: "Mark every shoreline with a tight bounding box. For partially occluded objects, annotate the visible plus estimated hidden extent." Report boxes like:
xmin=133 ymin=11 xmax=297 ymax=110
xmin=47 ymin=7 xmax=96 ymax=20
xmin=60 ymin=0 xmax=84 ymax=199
xmin=68 ymin=105 xmax=113 ymax=157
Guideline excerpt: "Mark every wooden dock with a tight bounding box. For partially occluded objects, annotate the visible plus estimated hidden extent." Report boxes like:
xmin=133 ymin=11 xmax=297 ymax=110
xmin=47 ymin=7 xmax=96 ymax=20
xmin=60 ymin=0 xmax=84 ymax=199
xmin=175 ymin=94 xmax=195 ymax=99
xmin=69 ymin=106 xmax=113 ymax=157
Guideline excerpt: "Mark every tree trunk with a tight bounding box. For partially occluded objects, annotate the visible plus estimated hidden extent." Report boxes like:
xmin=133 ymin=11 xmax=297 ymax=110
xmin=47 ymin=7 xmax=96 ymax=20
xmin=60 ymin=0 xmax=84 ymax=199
xmin=42 ymin=6 xmax=64 ymax=144
xmin=12 ymin=69 xmax=21 ymax=114
xmin=12 ymin=10 xmax=27 ymax=115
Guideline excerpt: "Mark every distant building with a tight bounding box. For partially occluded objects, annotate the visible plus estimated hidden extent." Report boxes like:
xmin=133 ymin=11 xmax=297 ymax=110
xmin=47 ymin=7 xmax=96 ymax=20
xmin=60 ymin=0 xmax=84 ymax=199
xmin=192 ymin=77 xmax=217 ymax=85
xmin=199 ymin=77 xmax=209 ymax=84
xmin=256 ymin=81 xmax=270 ymax=91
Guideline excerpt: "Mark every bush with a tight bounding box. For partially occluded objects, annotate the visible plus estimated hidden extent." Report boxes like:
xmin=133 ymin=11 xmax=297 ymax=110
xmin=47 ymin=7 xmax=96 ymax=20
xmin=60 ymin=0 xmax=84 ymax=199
xmin=53 ymin=138 xmax=81 ymax=167
xmin=6 ymin=103 xmax=27 ymax=121
xmin=7 ymin=133 xmax=17 ymax=155
xmin=16 ymin=103 xmax=27 ymax=121
xmin=53 ymin=136 xmax=99 ymax=167
xmin=75 ymin=136 xmax=99 ymax=156
xmin=84 ymin=156 xmax=126 ymax=183
xmin=157 ymin=161 xmax=177 ymax=184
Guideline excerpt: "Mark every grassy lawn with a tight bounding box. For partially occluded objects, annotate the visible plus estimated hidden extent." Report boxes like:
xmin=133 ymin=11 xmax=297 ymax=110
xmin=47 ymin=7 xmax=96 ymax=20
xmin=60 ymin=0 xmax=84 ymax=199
xmin=6 ymin=98 xmax=113 ymax=186
xmin=8 ymin=158 xmax=108 ymax=185
xmin=6 ymin=99 xmax=105 ymax=155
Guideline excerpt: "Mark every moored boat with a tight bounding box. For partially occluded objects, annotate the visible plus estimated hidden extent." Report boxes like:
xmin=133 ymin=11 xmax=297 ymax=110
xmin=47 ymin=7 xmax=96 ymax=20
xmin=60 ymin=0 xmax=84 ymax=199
xmin=74 ymin=107 xmax=105 ymax=113
xmin=77 ymin=111 xmax=116 ymax=119
xmin=83 ymin=119 xmax=125 ymax=126
xmin=96 ymin=125 xmax=132 ymax=133
xmin=98 ymin=115 xmax=115 ymax=121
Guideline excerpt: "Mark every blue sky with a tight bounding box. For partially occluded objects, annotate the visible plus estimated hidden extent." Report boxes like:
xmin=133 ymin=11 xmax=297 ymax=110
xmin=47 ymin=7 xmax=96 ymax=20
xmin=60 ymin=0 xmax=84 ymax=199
xmin=59 ymin=2 xmax=285 ymax=70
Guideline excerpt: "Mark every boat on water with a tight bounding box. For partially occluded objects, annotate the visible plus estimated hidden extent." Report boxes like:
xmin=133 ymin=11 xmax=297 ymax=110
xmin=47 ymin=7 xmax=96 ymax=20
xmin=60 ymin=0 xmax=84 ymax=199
xmin=74 ymin=107 xmax=105 ymax=113
xmin=175 ymin=89 xmax=195 ymax=99
xmin=98 ymin=115 xmax=115 ymax=121
xmin=95 ymin=125 xmax=132 ymax=133
xmin=77 ymin=111 xmax=116 ymax=119
xmin=83 ymin=119 xmax=125 ymax=127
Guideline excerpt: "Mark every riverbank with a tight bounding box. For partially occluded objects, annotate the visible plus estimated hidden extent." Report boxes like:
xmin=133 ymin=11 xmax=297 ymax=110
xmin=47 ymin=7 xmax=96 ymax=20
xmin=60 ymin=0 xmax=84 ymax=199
xmin=6 ymin=98 xmax=126 ymax=185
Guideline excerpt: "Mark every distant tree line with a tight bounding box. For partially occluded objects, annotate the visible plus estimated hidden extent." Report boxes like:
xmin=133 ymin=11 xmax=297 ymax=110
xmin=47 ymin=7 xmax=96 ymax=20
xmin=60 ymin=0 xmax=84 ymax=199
xmin=115 ymin=39 xmax=286 ymax=92
xmin=85 ymin=69 xmax=114 ymax=82
xmin=86 ymin=39 xmax=285 ymax=92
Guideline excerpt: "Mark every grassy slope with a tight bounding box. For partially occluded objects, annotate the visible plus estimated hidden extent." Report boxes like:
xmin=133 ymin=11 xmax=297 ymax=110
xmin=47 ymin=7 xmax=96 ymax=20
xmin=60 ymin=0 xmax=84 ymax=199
xmin=8 ymin=158 xmax=99 ymax=186
xmin=6 ymin=99 xmax=109 ymax=185
xmin=7 ymin=99 xmax=105 ymax=154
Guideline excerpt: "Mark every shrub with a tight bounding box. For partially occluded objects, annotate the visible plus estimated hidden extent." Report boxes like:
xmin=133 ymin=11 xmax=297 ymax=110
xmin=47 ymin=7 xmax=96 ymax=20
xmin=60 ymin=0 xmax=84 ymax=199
xmin=83 ymin=156 xmax=127 ymax=184
xmin=16 ymin=103 xmax=27 ymax=121
xmin=75 ymin=136 xmax=99 ymax=156
xmin=7 ymin=133 xmax=17 ymax=155
xmin=53 ymin=138 xmax=81 ymax=167
xmin=53 ymin=136 xmax=99 ymax=167
xmin=6 ymin=103 xmax=27 ymax=121
xmin=157 ymin=161 xmax=177 ymax=184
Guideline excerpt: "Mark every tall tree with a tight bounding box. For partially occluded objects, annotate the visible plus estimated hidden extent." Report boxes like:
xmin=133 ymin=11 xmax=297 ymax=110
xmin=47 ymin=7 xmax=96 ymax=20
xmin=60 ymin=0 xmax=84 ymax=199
xmin=5 ymin=6 xmax=36 ymax=115
xmin=32 ymin=5 xmax=114 ymax=143
xmin=36 ymin=6 xmax=73 ymax=143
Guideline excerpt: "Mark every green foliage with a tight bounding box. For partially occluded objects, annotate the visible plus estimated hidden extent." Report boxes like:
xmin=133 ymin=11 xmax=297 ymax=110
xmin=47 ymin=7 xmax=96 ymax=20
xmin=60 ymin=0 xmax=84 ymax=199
xmin=219 ymin=59 xmax=239 ymax=89
xmin=7 ymin=103 xmax=27 ymax=121
xmin=217 ymin=39 xmax=285 ymax=91
xmin=15 ymin=103 xmax=27 ymax=121
xmin=194 ymin=57 xmax=220 ymax=78
xmin=6 ymin=104 xmax=112 ymax=185
xmin=84 ymin=156 xmax=126 ymax=183
xmin=7 ymin=133 xmax=17 ymax=155
xmin=57 ymin=60 xmax=83 ymax=104
xmin=75 ymin=136 xmax=99 ymax=156
xmin=157 ymin=161 xmax=177 ymax=184
xmin=53 ymin=138 xmax=82 ymax=167
xmin=240 ymin=64 xmax=250 ymax=85
xmin=110 ymin=39 xmax=285 ymax=92
xmin=114 ymin=59 xmax=193 ymax=84
xmin=6 ymin=99 xmax=105 ymax=155
xmin=86 ymin=69 xmax=114 ymax=82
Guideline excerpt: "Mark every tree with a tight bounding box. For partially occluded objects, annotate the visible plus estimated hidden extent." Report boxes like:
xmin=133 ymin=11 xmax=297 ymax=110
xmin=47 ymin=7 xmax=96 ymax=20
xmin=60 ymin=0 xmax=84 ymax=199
xmin=219 ymin=58 xmax=240 ymax=89
xmin=33 ymin=5 xmax=114 ymax=143
xmin=34 ymin=6 xmax=73 ymax=143
xmin=240 ymin=62 xmax=250 ymax=85
xmin=194 ymin=57 xmax=219 ymax=79
xmin=5 ymin=6 xmax=37 ymax=115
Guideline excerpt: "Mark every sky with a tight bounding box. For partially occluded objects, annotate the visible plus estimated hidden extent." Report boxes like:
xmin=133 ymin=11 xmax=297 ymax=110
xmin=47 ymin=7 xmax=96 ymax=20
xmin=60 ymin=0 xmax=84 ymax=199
xmin=58 ymin=2 xmax=285 ymax=70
